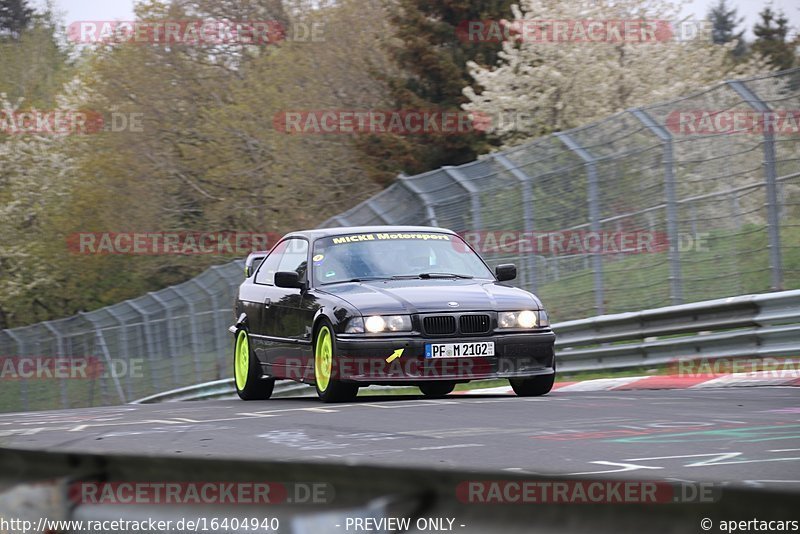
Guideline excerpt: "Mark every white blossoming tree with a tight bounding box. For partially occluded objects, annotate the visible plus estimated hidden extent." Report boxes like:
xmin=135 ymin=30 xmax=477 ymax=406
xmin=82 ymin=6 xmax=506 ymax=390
xmin=0 ymin=94 xmax=76 ymax=328
xmin=463 ymin=0 xmax=767 ymax=146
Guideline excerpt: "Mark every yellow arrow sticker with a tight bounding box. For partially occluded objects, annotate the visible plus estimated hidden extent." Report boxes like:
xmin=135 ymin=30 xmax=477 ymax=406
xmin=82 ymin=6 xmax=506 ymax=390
xmin=386 ymin=348 xmax=404 ymax=363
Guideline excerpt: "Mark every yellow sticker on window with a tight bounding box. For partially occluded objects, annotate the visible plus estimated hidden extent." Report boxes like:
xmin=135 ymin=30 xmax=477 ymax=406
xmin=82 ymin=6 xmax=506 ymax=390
xmin=313 ymin=254 xmax=324 ymax=262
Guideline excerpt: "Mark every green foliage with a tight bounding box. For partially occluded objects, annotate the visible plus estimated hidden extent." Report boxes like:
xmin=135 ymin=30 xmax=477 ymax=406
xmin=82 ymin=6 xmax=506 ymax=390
xmin=707 ymin=0 xmax=747 ymax=58
xmin=354 ymin=0 xmax=514 ymax=179
xmin=0 ymin=0 xmax=33 ymax=39
xmin=0 ymin=6 xmax=71 ymax=107
xmin=752 ymin=7 xmax=796 ymax=71
xmin=1 ymin=0 xmax=391 ymax=328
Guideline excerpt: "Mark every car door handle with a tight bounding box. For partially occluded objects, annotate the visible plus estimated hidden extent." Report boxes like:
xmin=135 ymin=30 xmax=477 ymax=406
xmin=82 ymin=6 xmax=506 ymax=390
xmin=264 ymin=298 xmax=271 ymax=308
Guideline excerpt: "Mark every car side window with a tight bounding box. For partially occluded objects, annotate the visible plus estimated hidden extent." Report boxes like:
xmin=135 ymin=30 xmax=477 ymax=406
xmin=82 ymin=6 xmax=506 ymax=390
xmin=277 ymin=239 xmax=309 ymax=282
xmin=254 ymin=241 xmax=288 ymax=285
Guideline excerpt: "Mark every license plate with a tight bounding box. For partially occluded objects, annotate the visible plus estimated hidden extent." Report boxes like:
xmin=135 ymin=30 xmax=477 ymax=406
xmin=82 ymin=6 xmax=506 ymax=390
xmin=425 ymin=342 xmax=495 ymax=358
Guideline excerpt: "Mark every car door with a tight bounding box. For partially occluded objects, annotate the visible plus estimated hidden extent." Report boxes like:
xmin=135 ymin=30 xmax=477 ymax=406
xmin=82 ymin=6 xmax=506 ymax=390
xmin=249 ymin=240 xmax=288 ymax=364
xmin=266 ymin=238 xmax=313 ymax=379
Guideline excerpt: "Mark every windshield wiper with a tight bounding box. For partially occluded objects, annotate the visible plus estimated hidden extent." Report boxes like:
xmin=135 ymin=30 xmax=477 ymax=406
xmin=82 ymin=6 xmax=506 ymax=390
xmin=417 ymin=272 xmax=474 ymax=279
xmin=320 ymin=276 xmax=394 ymax=285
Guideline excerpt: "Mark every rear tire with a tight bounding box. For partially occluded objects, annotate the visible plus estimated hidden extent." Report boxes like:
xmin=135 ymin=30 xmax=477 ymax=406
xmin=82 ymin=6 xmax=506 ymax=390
xmin=234 ymin=329 xmax=275 ymax=400
xmin=509 ymin=373 xmax=554 ymax=397
xmin=419 ymin=381 xmax=455 ymax=398
xmin=314 ymin=321 xmax=359 ymax=403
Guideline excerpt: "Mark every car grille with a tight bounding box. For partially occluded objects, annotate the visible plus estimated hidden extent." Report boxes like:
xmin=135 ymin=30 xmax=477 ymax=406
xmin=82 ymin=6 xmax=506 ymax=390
xmin=423 ymin=315 xmax=457 ymax=335
xmin=459 ymin=314 xmax=491 ymax=334
xmin=422 ymin=314 xmax=492 ymax=336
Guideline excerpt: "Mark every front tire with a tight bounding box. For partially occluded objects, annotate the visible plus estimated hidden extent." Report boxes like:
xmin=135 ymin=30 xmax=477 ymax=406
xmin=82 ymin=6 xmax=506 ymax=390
xmin=314 ymin=322 xmax=359 ymax=403
xmin=234 ymin=329 xmax=275 ymax=400
xmin=509 ymin=373 xmax=555 ymax=397
xmin=419 ymin=381 xmax=455 ymax=398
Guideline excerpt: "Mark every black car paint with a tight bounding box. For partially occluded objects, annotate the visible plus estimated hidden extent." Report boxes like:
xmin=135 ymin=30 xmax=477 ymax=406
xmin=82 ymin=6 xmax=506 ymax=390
xmin=233 ymin=226 xmax=555 ymax=386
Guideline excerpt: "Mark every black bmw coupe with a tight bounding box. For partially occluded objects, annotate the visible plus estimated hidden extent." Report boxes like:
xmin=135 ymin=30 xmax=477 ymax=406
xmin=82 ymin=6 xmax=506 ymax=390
xmin=231 ymin=226 xmax=556 ymax=402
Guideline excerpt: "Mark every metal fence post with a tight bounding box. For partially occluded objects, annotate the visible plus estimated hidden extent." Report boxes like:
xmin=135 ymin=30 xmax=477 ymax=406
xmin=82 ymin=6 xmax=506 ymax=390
xmin=172 ymin=286 xmax=203 ymax=378
xmin=149 ymin=292 xmax=180 ymax=386
xmin=42 ymin=322 xmax=68 ymax=409
xmin=494 ymin=153 xmax=537 ymax=293
xmin=106 ymin=306 xmax=133 ymax=400
xmin=5 ymin=330 xmax=29 ymax=411
xmin=555 ymin=132 xmax=605 ymax=315
xmin=443 ymin=166 xmax=483 ymax=232
xmin=398 ymin=174 xmax=439 ymax=226
xmin=193 ymin=277 xmax=225 ymax=378
xmin=366 ymin=198 xmax=393 ymax=224
xmin=80 ymin=312 xmax=126 ymax=404
xmin=126 ymin=300 xmax=160 ymax=390
xmin=328 ymin=215 xmax=351 ymax=227
xmin=728 ymin=79 xmax=784 ymax=291
xmin=631 ymin=108 xmax=684 ymax=305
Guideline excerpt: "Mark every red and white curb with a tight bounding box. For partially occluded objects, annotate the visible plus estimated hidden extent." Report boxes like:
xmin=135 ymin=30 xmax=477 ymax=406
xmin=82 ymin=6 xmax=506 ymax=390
xmin=456 ymin=370 xmax=800 ymax=395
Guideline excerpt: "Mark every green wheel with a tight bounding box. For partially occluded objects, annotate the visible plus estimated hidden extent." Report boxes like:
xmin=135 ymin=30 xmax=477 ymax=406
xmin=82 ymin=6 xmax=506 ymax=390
xmin=314 ymin=322 xmax=358 ymax=403
xmin=234 ymin=329 xmax=274 ymax=400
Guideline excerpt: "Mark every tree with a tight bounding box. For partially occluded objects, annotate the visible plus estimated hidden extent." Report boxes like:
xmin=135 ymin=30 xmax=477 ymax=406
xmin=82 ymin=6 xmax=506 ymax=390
xmin=0 ymin=0 xmax=33 ymax=39
xmin=0 ymin=5 xmax=72 ymax=107
xmin=752 ymin=6 xmax=795 ymax=71
xmin=707 ymin=0 xmax=746 ymax=58
xmin=463 ymin=0 xmax=767 ymax=147
xmin=0 ymin=0 xmax=399 ymax=327
xmin=354 ymin=0 xmax=515 ymax=179
xmin=0 ymin=96 xmax=77 ymax=328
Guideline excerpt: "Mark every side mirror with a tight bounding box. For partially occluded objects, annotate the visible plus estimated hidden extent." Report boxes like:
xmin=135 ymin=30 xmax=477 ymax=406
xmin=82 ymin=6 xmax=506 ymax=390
xmin=244 ymin=254 xmax=265 ymax=278
xmin=495 ymin=263 xmax=517 ymax=282
xmin=275 ymin=271 xmax=305 ymax=289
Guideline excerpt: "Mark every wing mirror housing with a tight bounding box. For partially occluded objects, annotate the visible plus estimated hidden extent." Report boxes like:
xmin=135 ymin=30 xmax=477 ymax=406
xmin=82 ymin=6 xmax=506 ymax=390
xmin=274 ymin=271 xmax=305 ymax=289
xmin=495 ymin=263 xmax=517 ymax=282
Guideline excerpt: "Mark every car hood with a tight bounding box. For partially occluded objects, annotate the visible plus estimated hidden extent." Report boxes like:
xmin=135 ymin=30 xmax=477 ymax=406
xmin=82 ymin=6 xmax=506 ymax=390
xmin=318 ymin=279 xmax=542 ymax=315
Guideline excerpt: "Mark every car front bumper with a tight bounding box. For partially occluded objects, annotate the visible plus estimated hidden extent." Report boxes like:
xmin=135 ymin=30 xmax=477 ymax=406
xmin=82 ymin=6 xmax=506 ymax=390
xmin=333 ymin=331 xmax=556 ymax=384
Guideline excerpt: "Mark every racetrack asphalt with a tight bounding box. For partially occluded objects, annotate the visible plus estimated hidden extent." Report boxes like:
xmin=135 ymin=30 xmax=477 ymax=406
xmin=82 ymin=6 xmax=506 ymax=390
xmin=1 ymin=387 xmax=798 ymax=490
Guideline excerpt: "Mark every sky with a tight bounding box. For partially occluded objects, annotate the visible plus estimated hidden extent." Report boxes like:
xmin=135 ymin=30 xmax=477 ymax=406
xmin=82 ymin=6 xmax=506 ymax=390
xmin=39 ymin=0 xmax=800 ymax=40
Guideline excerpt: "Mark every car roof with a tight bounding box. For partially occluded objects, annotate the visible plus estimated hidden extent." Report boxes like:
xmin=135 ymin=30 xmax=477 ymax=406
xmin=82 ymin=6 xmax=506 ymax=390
xmin=282 ymin=225 xmax=457 ymax=241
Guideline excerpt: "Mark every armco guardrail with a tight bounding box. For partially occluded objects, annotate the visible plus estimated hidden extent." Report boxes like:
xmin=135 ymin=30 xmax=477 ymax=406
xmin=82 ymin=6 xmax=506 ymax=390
xmin=555 ymin=289 xmax=800 ymax=372
xmin=135 ymin=290 xmax=800 ymax=403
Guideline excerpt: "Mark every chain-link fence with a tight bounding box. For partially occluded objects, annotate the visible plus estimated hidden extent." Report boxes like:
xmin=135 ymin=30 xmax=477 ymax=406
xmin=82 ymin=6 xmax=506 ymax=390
xmin=326 ymin=69 xmax=800 ymax=320
xmin=1 ymin=69 xmax=798 ymax=412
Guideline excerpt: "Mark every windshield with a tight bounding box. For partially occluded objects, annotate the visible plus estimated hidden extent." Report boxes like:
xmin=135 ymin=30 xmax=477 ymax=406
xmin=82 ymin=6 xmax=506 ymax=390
xmin=312 ymin=232 xmax=493 ymax=285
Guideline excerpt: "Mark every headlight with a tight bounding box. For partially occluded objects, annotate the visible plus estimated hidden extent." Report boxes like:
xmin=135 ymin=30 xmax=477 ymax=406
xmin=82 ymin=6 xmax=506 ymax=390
xmin=364 ymin=315 xmax=412 ymax=333
xmin=498 ymin=310 xmax=541 ymax=329
xmin=517 ymin=310 xmax=537 ymax=328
